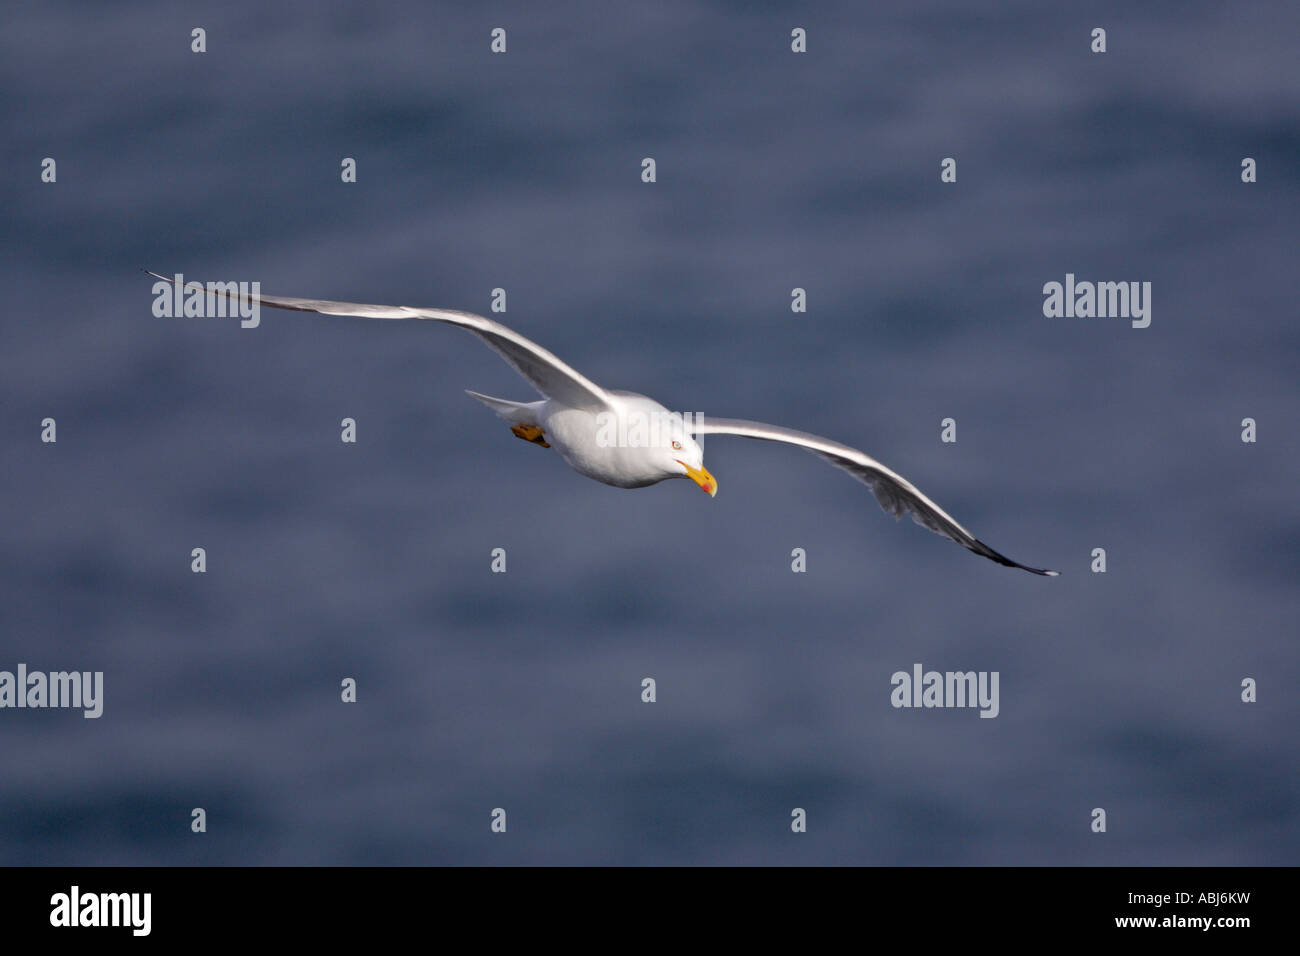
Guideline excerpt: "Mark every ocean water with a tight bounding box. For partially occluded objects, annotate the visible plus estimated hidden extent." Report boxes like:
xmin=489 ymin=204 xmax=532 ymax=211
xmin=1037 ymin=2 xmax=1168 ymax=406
xmin=0 ymin=0 xmax=1296 ymax=864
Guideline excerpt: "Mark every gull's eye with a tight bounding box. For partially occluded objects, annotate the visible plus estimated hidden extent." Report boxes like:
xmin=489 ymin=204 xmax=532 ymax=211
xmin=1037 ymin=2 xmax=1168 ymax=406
xmin=672 ymin=440 xmax=683 ymax=450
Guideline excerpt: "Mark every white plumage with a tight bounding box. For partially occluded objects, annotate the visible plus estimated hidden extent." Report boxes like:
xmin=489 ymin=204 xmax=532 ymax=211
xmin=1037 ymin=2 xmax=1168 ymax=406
xmin=147 ymin=272 xmax=1058 ymax=576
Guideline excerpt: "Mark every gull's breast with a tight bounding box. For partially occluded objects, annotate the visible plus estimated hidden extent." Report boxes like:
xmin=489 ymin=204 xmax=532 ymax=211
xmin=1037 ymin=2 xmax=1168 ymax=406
xmin=541 ymin=405 xmax=665 ymax=488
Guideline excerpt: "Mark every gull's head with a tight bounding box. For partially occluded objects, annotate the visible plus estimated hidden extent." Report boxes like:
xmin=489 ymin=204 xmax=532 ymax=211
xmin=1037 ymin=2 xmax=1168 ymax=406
xmin=666 ymin=433 xmax=716 ymax=497
xmin=607 ymin=395 xmax=717 ymax=495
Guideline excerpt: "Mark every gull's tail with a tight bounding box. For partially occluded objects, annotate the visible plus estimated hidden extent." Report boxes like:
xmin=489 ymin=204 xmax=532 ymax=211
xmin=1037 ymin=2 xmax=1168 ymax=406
xmin=464 ymin=390 xmax=544 ymax=426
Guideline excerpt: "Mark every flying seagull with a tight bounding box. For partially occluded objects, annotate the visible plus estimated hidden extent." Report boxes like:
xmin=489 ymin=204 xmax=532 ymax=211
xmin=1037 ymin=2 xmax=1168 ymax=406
xmin=146 ymin=272 xmax=1059 ymax=576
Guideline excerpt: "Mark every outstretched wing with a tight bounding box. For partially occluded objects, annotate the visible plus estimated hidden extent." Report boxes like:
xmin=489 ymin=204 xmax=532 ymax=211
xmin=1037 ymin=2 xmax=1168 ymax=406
xmin=145 ymin=272 xmax=611 ymax=409
xmin=692 ymin=416 xmax=1059 ymax=576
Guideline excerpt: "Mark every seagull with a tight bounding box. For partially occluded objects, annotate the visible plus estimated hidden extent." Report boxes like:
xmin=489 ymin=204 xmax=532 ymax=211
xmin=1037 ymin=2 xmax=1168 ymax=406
xmin=146 ymin=272 xmax=1059 ymax=576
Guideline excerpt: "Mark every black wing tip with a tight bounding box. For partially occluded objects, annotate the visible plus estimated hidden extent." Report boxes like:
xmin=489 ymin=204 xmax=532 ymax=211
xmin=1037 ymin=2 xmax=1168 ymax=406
xmin=971 ymin=539 xmax=1060 ymax=577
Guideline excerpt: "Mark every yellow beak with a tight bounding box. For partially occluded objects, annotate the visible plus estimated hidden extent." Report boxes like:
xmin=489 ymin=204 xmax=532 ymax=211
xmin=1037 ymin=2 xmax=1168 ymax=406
xmin=676 ymin=460 xmax=717 ymax=497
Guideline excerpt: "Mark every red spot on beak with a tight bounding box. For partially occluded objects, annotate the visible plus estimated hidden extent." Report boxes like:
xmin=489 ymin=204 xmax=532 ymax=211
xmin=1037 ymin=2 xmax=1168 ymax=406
xmin=701 ymin=483 xmax=711 ymax=493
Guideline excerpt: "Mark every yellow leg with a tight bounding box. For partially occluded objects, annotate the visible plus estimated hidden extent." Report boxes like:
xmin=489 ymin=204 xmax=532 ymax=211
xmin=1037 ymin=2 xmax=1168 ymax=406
xmin=510 ymin=424 xmax=550 ymax=448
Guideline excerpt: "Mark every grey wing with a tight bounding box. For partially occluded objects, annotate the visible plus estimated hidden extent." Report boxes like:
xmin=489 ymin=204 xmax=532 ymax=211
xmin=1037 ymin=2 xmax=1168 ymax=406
xmin=145 ymin=271 xmax=611 ymax=409
xmin=692 ymin=416 xmax=1059 ymax=576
